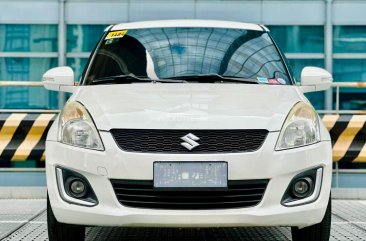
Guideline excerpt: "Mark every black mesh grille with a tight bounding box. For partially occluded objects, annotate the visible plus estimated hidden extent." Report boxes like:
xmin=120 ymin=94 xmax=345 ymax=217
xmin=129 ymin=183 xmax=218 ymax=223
xmin=110 ymin=129 xmax=268 ymax=153
xmin=111 ymin=179 xmax=268 ymax=210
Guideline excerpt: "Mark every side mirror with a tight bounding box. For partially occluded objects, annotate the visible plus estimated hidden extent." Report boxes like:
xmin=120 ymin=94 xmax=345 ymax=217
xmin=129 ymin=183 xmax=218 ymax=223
xmin=300 ymin=67 xmax=333 ymax=93
xmin=42 ymin=67 xmax=75 ymax=92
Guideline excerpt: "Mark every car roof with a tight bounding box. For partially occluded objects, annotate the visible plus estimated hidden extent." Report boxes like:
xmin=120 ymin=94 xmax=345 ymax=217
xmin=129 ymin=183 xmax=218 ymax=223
xmin=110 ymin=19 xmax=265 ymax=32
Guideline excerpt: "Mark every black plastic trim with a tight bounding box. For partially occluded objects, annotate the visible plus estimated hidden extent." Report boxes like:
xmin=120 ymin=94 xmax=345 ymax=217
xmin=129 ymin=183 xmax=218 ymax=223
xmin=57 ymin=166 xmax=99 ymax=206
xmin=110 ymin=179 xmax=269 ymax=210
xmin=281 ymin=167 xmax=322 ymax=206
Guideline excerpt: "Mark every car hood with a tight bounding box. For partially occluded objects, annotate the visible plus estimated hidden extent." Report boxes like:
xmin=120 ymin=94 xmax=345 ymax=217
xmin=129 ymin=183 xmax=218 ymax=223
xmin=71 ymin=84 xmax=306 ymax=131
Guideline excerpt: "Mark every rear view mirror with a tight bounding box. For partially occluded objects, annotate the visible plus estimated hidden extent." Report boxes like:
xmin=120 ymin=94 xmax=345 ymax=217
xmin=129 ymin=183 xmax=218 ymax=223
xmin=300 ymin=67 xmax=333 ymax=93
xmin=42 ymin=67 xmax=75 ymax=92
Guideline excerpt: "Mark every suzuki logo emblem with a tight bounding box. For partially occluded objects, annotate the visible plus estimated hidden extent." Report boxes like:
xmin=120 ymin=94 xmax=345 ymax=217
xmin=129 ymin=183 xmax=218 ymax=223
xmin=180 ymin=133 xmax=200 ymax=151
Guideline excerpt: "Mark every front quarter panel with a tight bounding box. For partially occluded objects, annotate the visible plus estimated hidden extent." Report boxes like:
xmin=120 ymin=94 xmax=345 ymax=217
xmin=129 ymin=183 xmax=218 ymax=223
xmin=319 ymin=117 xmax=331 ymax=141
xmin=47 ymin=114 xmax=59 ymax=141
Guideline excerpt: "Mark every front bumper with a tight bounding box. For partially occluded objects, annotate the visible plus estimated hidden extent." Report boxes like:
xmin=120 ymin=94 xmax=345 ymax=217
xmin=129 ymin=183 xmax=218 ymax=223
xmin=46 ymin=131 xmax=332 ymax=228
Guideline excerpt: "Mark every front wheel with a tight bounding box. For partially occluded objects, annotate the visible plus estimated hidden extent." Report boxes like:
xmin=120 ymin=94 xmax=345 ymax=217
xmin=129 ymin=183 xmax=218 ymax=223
xmin=47 ymin=195 xmax=85 ymax=241
xmin=291 ymin=197 xmax=331 ymax=241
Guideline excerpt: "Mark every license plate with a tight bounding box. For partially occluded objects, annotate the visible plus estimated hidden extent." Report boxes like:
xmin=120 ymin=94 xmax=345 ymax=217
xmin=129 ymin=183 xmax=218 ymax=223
xmin=153 ymin=162 xmax=228 ymax=189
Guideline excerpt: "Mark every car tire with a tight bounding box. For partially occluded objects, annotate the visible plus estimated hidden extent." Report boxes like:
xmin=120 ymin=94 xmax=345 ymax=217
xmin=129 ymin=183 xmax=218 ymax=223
xmin=47 ymin=195 xmax=85 ymax=241
xmin=291 ymin=197 xmax=331 ymax=241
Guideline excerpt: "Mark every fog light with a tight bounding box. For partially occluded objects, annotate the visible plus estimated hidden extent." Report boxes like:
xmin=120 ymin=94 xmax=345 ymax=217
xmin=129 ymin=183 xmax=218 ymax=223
xmin=282 ymin=167 xmax=322 ymax=206
xmin=292 ymin=177 xmax=312 ymax=198
xmin=67 ymin=178 xmax=87 ymax=198
xmin=71 ymin=179 xmax=85 ymax=194
xmin=56 ymin=167 xmax=98 ymax=206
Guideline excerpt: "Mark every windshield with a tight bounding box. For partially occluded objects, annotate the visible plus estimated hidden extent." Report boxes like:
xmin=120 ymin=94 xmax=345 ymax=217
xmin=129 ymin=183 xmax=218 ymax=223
xmin=83 ymin=27 xmax=292 ymax=85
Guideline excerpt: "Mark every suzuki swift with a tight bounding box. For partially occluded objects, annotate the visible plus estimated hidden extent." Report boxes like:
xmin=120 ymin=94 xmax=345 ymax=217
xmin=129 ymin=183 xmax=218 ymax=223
xmin=43 ymin=20 xmax=333 ymax=241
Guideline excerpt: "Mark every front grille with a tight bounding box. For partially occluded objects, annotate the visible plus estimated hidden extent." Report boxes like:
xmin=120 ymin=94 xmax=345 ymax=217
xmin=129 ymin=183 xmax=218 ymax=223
xmin=110 ymin=179 xmax=269 ymax=210
xmin=110 ymin=129 xmax=268 ymax=153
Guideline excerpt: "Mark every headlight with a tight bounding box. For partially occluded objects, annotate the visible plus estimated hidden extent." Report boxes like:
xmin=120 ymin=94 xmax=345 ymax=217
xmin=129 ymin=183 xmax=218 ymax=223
xmin=58 ymin=101 xmax=104 ymax=150
xmin=275 ymin=102 xmax=320 ymax=151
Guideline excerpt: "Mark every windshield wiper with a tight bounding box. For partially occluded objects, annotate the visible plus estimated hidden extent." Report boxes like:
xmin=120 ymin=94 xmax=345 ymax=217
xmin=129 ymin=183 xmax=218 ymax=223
xmin=92 ymin=74 xmax=186 ymax=85
xmin=93 ymin=74 xmax=150 ymax=84
xmin=163 ymin=74 xmax=259 ymax=84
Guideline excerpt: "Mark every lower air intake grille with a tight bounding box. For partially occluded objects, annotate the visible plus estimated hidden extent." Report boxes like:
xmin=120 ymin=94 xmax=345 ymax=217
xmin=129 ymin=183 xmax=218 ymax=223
xmin=110 ymin=179 xmax=269 ymax=210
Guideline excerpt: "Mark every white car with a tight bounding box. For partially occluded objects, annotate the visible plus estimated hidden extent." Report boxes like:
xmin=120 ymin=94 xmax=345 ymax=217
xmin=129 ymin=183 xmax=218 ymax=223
xmin=43 ymin=20 xmax=333 ymax=241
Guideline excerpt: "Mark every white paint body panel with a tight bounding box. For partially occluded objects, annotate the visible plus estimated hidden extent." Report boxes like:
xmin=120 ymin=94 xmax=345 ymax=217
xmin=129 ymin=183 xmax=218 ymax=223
xmin=47 ymin=83 xmax=332 ymax=228
xmin=69 ymin=84 xmax=307 ymax=132
xmin=46 ymin=20 xmax=332 ymax=228
xmin=46 ymin=132 xmax=332 ymax=227
xmin=301 ymin=67 xmax=333 ymax=92
xmin=42 ymin=67 xmax=74 ymax=92
xmin=112 ymin=19 xmax=263 ymax=31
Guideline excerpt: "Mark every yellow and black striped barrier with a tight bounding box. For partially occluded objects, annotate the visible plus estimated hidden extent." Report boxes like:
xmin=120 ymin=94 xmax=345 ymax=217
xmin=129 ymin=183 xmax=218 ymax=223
xmin=0 ymin=113 xmax=57 ymax=167
xmin=323 ymin=114 xmax=366 ymax=163
xmin=0 ymin=113 xmax=365 ymax=167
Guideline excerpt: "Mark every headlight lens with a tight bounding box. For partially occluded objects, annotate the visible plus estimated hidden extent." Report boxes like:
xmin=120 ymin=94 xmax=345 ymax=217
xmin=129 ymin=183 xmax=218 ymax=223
xmin=275 ymin=102 xmax=320 ymax=150
xmin=58 ymin=101 xmax=104 ymax=150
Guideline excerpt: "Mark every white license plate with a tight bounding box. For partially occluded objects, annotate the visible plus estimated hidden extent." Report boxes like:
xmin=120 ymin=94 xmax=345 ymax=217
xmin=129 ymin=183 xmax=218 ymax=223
xmin=153 ymin=162 xmax=228 ymax=189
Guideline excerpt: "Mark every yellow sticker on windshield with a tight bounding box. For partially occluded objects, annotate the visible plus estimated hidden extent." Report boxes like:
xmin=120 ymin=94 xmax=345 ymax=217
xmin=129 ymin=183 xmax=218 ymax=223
xmin=105 ymin=30 xmax=128 ymax=40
